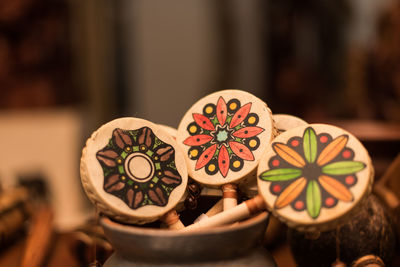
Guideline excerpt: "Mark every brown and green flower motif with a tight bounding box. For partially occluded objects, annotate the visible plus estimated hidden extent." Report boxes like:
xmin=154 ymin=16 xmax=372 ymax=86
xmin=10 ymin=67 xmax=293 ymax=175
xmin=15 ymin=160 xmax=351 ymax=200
xmin=259 ymin=127 xmax=366 ymax=219
xmin=96 ymin=127 xmax=182 ymax=209
xmin=183 ymin=96 xmax=264 ymax=177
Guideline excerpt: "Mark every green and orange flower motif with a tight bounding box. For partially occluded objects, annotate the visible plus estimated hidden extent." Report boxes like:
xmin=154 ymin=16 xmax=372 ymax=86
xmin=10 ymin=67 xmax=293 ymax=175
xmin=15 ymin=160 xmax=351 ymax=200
xmin=259 ymin=127 xmax=366 ymax=219
xmin=96 ymin=127 xmax=182 ymax=209
xmin=183 ymin=97 xmax=264 ymax=177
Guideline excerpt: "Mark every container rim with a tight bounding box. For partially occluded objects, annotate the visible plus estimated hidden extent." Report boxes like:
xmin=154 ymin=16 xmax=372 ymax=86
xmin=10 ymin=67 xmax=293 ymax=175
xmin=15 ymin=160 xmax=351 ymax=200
xmin=100 ymin=211 xmax=269 ymax=236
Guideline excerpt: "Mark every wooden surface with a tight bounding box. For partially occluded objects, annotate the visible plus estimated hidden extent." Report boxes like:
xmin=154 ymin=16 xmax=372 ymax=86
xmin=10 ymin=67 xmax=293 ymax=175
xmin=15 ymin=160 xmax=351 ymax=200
xmin=273 ymin=114 xmax=307 ymax=133
xmin=80 ymin=117 xmax=188 ymax=224
xmin=21 ymin=205 xmax=54 ymax=267
xmin=258 ymin=124 xmax=373 ymax=231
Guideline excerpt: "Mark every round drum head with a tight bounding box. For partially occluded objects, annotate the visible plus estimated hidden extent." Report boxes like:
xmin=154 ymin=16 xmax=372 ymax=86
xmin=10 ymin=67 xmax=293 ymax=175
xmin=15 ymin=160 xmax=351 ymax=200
xmin=80 ymin=118 xmax=188 ymax=224
xmin=177 ymin=89 xmax=275 ymax=187
xmin=273 ymin=114 xmax=307 ymax=133
xmin=258 ymin=124 xmax=373 ymax=231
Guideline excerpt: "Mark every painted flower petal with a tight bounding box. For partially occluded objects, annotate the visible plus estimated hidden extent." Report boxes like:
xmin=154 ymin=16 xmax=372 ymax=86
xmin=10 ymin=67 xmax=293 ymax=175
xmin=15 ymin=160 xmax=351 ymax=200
xmin=306 ymin=180 xmax=321 ymax=219
xmin=126 ymin=189 xmax=134 ymax=207
xmin=97 ymin=150 xmax=119 ymax=167
xmin=232 ymin=126 xmax=264 ymax=138
xmin=138 ymin=127 xmax=154 ymax=148
xmin=216 ymin=96 xmax=227 ymax=126
xmin=275 ymin=177 xmax=307 ymax=209
xmin=322 ymin=161 xmax=366 ymax=176
xmin=273 ymin=143 xmax=306 ymax=168
xmin=155 ymin=145 xmax=174 ymax=162
xmin=104 ymin=174 xmax=119 ymax=188
xmin=317 ymin=135 xmax=348 ymax=166
xmin=133 ymin=191 xmax=144 ymax=208
xmin=126 ymin=189 xmax=144 ymax=209
xmin=105 ymin=181 xmax=125 ymax=193
xmin=259 ymin=168 xmax=302 ymax=181
xmin=229 ymin=141 xmax=254 ymax=161
xmin=195 ymin=144 xmax=217 ymax=170
xmin=318 ymin=175 xmax=353 ymax=202
xmin=230 ymin=103 xmax=251 ymax=128
xmin=148 ymin=186 xmax=167 ymax=206
xmin=160 ymin=170 xmax=182 ymax=185
xmin=303 ymin=127 xmax=317 ymax=163
xmin=183 ymin=134 xmax=213 ymax=146
xmin=218 ymin=145 xmax=230 ymax=177
xmin=193 ymin=113 xmax=215 ymax=131
xmin=113 ymin=128 xmax=132 ymax=149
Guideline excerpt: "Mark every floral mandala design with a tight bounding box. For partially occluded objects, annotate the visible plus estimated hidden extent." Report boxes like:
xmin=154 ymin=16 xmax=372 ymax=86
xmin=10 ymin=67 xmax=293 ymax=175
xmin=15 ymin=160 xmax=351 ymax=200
xmin=183 ymin=96 xmax=264 ymax=177
xmin=96 ymin=127 xmax=182 ymax=209
xmin=259 ymin=127 xmax=366 ymax=219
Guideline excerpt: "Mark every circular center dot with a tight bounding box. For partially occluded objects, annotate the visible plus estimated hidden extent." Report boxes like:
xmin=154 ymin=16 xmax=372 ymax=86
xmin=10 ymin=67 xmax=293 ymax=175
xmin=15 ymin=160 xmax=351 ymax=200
xmin=302 ymin=163 xmax=322 ymax=180
xmin=189 ymin=125 xmax=197 ymax=133
xmin=342 ymin=150 xmax=351 ymax=158
xmin=320 ymin=136 xmax=328 ymax=143
xmin=208 ymin=164 xmax=216 ymax=172
xmin=294 ymin=201 xmax=304 ymax=210
xmin=345 ymin=175 xmax=355 ymax=185
xmin=249 ymin=139 xmax=257 ymax=148
xmin=216 ymin=130 xmax=229 ymax=142
xmin=233 ymin=160 xmax=241 ymax=168
xmin=190 ymin=149 xmax=198 ymax=158
xmin=205 ymin=106 xmax=213 ymax=114
xmin=273 ymin=184 xmax=281 ymax=193
xmin=124 ymin=153 xmax=155 ymax=183
xmin=325 ymin=197 xmax=335 ymax=207
xmin=291 ymin=140 xmax=299 ymax=147
xmin=248 ymin=116 xmax=256 ymax=124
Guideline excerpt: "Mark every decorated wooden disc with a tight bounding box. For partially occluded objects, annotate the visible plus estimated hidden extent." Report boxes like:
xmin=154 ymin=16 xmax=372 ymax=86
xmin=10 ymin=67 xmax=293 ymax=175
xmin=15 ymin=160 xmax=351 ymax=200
xmin=80 ymin=118 xmax=188 ymax=224
xmin=273 ymin=114 xmax=307 ymax=133
xmin=257 ymin=124 xmax=373 ymax=231
xmin=177 ymin=89 xmax=275 ymax=187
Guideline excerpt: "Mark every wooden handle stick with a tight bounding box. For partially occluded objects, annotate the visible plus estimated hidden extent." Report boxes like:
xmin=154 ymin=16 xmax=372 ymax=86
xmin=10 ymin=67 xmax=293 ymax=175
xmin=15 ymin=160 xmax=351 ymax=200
xmin=80 ymin=118 xmax=188 ymax=229
xmin=221 ymin=184 xmax=237 ymax=210
xmin=194 ymin=198 xmax=224 ymax=223
xmin=374 ymin=153 xmax=400 ymax=210
xmin=177 ymin=89 xmax=276 ymax=212
xmin=184 ymin=195 xmax=266 ymax=230
xmin=184 ymin=124 xmax=374 ymax=232
xmin=21 ymin=205 xmax=54 ymax=267
xmin=160 ymin=209 xmax=185 ymax=230
xmin=374 ymin=183 xmax=399 ymax=209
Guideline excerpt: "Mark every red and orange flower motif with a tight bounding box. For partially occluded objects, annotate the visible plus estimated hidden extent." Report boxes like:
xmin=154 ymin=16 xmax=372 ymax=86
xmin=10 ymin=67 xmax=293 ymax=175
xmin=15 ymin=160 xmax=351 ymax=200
xmin=183 ymin=97 xmax=264 ymax=177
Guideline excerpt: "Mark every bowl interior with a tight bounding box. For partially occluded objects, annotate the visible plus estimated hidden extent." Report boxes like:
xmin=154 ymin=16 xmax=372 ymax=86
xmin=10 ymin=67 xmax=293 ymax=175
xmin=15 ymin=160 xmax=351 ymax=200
xmin=101 ymin=212 xmax=269 ymax=263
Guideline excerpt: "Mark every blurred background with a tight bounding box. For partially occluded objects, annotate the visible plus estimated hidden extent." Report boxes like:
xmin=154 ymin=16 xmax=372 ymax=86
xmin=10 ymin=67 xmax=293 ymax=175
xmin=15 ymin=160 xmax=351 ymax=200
xmin=0 ymin=0 xmax=400 ymax=265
